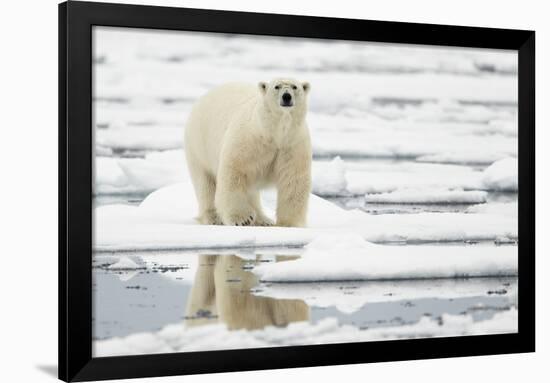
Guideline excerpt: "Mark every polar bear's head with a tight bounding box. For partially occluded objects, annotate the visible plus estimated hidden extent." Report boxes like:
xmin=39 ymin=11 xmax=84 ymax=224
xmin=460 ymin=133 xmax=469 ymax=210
xmin=258 ymin=78 xmax=310 ymax=113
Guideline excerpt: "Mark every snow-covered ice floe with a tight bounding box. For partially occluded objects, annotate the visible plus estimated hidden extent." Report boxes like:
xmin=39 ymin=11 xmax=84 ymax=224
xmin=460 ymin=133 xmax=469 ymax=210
xmin=107 ymin=256 xmax=143 ymax=270
xmin=95 ymin=151 xmax=518 ymax=198
xmin=317 ymin=156 xmax=518 ymax=197
xmin=94 ymin=150 xmax=186 ymax=195
xmin=481 ymin=157 xmax=518 ymax=192
xmin=466 ymin=201 xmax=517 ymax=216
xmin=94 ymin=179 xmax=517 ymax=252
xmin=253 ymin=234 xmax=516 ymax=283
xmin=96 ymin=126 xmax=184 ymax=152
xmin=364 ymin=188 xmax=488 ymax=204
xmin=254 ymin=278 xmax=517 ymax=314
xmin=93 ymin=308 xmax=517 ymax=357
xmin=309 ymin=115 xmax=517 ymax=163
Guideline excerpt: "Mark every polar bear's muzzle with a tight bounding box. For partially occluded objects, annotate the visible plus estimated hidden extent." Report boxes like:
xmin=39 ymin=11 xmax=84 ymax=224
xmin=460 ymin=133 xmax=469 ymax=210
xmin=280 ymin=92 xmax=293 ymax=107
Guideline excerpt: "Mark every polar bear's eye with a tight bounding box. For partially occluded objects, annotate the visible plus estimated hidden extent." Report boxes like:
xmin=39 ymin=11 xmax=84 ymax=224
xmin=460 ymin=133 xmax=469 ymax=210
xmin=292 ymin=85 xmax=297 ymax=90
xmin=274 ymin=85 xmax=280 ymax=90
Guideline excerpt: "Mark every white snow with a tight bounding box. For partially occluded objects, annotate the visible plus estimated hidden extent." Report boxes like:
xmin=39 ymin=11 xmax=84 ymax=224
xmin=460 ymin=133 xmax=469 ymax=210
xmin=365 ymin=188 xmax=488 ymax=204
xmin=94 ymin=181 xmax=517 ymax=252
xmin=107 ymin=256 xmax=141 ymax=270
xmin=416 ymin=152 xmax=513 ymax=165
xmin=345 ymin=161 xmax=482 ymax=195
xmin=466 ymin=201 xmax=517 ymax=217
xmin=95 ymin=146 xmax=114 ymax=157
xmin=95 ymin=157 xmax=128 ymax=189
xmin=94 ymin=27 xmax=517 ymax=100
xmin=253 ymin=234 xmax=517 ymax=282
xmin=96 ymin=126 xmax=183 ymax=151
xmin=311 ymin=156 xmax=347 ymax=195
xmin=346 ymin=157 xmax=518 ymax=195
xmin=95 ymin=332 xmax=173 ymax=356
xmin=254 ymin=278 xmax=517 ymax=314
xmin=95 ymin=252 xmax=200 ymax=285
xmin=94 ymin=150 xmax=187 ymax=194
xmin=310 ymin=120 xmax=517 ymax=162
xmin=481 ymin=157 xmax=518 ymax=191
xmin=93 ymin=308 xmax=517 ymax=357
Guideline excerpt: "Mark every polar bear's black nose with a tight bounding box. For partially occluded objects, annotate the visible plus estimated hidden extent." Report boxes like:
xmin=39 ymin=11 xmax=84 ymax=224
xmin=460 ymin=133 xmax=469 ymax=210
xmin=281 ymin=92 xmax=292 ymax=106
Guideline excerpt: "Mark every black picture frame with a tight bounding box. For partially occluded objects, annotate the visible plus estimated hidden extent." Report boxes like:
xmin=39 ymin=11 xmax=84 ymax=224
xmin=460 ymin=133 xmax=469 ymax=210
xmin=59 ymin=1 xmax=535 ymax=381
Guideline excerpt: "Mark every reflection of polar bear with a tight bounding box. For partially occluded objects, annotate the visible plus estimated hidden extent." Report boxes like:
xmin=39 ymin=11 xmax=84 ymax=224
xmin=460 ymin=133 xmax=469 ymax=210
xmin=185 ymin=255 xmax=309 ymax=330
xmin=184 ymin=79 xmax=312 ymax=227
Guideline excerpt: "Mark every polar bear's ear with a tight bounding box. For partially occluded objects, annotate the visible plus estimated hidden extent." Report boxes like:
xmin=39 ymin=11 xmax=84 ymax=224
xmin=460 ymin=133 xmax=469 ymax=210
xmin=258 ymin=82 xmax=268 ymax=94
xmin=302 ymin=82 xmax=311 ymax=93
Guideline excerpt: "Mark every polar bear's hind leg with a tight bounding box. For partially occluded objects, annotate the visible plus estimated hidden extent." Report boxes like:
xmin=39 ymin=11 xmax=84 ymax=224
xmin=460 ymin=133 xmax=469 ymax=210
xmin=186 ymin=154 xmax=222 ymax=225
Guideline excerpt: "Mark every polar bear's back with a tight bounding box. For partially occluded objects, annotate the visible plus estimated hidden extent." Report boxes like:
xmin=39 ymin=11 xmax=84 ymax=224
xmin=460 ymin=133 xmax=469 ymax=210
xmin=184 ymin=83 xmax=259 ymax=174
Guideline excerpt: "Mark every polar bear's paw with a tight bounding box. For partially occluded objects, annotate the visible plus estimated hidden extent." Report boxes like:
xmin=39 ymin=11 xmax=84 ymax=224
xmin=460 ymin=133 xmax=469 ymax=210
xmin=224 ymin=211 xmax=257 ymax=226
xmin=198 ymin=210 xmax=223 ymax=225
xmin=254 ymin=216 xmax=274 ymax=226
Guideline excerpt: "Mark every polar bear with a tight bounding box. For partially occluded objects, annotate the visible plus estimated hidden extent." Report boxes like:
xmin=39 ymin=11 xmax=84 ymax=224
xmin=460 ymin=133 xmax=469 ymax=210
xmin=184 ymin=78 xmax=312 ymax=227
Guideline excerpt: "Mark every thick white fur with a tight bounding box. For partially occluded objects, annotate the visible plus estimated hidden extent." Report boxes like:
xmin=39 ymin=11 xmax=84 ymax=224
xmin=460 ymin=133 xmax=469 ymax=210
xmin=184 ymin=78 xmax=312 ymax=227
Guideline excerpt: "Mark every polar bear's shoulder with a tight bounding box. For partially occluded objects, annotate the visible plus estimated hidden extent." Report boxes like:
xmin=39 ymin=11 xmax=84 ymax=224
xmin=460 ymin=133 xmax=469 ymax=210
xmin=202 ymin=82 xmax=258 ymax=100
xmin=192 ymin=82 xmax=260 ymax=114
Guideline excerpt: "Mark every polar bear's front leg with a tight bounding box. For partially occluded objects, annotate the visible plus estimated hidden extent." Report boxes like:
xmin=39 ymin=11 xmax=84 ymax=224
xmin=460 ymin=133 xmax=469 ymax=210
xmin=215 ymin=166 xmax=257 ymax=226
xmin=275 ymin=150 xmax=312 ymax=227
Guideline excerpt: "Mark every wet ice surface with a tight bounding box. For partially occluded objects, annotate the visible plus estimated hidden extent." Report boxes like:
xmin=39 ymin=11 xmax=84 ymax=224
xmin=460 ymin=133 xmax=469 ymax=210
xmin=92 ymin=251 xmax=517 ymax=342
xmin=92 ymin=27 xmax=518 ymax=356
xmin=330 ymin=190 xmax=517 ymax=215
